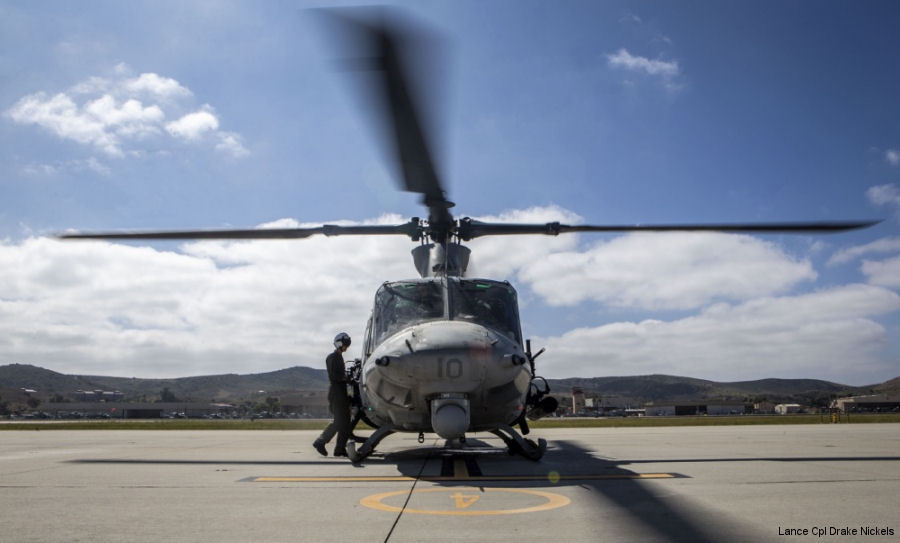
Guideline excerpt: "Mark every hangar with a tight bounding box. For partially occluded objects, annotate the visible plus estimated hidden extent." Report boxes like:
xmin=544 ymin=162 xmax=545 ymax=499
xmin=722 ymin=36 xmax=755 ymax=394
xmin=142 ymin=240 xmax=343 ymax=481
xmin=45 ymin=402 xmax=232 ymax=419
xmin=645 ymin=402 xmax=750 ymax=416
xmin=831 ymin=394 xmax=900 ymax=414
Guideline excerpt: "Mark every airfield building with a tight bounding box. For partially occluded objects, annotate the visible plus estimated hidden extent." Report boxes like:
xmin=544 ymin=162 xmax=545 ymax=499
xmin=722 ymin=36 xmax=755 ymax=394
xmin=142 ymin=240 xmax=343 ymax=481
xmin=774 ymin=403 xmax=802 ymax=415
xmin=571 ymin=387 xmax=586 ymax=414
xmin=45 ymin=402 xmax=230 ymax=419
xmin=645 ymin=403 xmax=750 ymax=416
xmin=831 ymin=394 xmax=900 ymax=413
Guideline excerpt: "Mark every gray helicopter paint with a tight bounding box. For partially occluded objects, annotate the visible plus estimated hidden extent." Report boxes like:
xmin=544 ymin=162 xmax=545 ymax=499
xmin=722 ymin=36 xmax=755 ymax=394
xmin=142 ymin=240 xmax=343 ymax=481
xmin=411 ymin=242 xmax=471 ymax=277
xmin=361 ymin=318 xmax=531 ymax=435
xmin=359 ymin=278 xmax=532 ymax=438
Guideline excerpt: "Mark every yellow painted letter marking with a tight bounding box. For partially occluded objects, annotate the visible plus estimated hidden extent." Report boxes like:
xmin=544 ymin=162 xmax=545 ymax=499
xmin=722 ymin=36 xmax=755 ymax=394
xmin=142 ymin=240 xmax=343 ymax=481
xmin=450 ymin=492 xmax=480 ymax=509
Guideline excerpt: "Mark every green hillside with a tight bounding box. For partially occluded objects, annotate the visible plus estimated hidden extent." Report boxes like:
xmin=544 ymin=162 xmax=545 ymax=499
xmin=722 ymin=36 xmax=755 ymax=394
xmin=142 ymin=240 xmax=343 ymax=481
xmin=1 ymin=363 xmax=892 ymax=406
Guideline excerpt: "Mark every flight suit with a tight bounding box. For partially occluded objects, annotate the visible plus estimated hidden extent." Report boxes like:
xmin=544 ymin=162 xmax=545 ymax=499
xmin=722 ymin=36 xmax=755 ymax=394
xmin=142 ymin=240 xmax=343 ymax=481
xmin=314 ymin=349 xmax=351 ymax=455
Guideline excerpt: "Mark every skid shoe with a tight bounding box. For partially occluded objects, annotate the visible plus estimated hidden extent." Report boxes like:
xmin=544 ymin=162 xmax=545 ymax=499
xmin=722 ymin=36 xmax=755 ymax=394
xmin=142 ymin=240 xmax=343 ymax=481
xmin=490 ymin=423 xmax=547 ymax=461
xmin=347 ymin=424 xmax=396 ymax=463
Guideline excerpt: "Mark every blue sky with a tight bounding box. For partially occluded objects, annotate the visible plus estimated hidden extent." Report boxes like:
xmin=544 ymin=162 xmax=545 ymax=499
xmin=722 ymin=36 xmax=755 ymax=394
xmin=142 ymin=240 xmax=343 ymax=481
xmin=1 ymin=1 xmax=899 ymax=384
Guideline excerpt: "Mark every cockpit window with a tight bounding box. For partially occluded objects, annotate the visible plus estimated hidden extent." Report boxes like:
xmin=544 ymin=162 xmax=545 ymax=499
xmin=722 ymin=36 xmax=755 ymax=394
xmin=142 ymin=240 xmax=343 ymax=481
xmin=450 ymin=280 xmax=521 ymax=343
xmin=374 ymin=281 xmax=444 ymax=343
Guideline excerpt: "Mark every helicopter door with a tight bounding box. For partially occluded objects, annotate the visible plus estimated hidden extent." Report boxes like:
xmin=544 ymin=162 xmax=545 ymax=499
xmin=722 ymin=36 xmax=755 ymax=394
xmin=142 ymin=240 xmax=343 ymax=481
xmin=363 ymin=315 xmax=373 ymax=359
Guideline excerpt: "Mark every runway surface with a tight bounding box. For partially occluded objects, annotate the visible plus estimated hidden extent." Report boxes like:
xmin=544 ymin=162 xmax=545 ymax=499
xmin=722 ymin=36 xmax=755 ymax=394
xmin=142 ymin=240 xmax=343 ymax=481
xmin=1 ymin=424 xmax=898 ymax=542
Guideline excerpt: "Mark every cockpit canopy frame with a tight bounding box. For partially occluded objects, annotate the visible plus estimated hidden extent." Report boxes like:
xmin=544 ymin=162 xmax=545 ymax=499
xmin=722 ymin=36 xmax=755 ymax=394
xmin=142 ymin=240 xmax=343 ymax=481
xmin=367 ymin=277 xmax=523 ymax=352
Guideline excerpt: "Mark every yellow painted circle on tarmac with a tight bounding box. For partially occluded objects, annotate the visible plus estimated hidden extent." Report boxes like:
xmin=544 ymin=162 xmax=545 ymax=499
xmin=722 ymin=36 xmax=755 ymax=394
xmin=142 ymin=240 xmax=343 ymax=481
xmin=361 ymin=487 xmax=571 ymax=516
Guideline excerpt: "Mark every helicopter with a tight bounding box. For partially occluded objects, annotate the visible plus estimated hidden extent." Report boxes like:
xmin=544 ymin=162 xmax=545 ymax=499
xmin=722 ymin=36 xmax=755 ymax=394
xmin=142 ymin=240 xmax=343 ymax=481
xmin=59 ymin=8 xmax=877 ymax=462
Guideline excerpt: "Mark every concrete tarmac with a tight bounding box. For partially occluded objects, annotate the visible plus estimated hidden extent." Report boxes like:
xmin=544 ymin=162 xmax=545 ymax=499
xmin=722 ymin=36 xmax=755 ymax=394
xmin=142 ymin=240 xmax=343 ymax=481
xmin=1 ymin=424 xmax=898 ymax=542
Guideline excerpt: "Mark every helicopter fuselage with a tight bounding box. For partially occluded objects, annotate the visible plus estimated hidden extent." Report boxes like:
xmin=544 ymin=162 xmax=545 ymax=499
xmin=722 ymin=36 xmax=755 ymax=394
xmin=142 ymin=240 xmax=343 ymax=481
xmin=357 ymin=276 xmax=531 ymax=439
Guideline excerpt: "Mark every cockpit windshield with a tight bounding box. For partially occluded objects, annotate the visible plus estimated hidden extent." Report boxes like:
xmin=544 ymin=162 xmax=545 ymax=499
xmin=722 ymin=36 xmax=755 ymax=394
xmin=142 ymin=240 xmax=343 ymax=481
xmin=450 ymin=280 xmax=521 ymax=343
xmin=374 ymin=281 xmax=444 ymax=343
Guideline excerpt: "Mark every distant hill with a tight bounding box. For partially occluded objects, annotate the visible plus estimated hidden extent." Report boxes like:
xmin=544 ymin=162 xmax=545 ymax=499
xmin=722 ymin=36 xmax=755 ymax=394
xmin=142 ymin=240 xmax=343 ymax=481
xmin=546 ymin=374 xmax=865 ymax=404
xmin=0 ymin=363 xmax=328 ymax=403
xmin=84 ymin=366 xmax=329 ymax=401
xmin=0 ymin=364 xmax=107 ymax=393
xmin=872 ymin=377 xmax=900 ymax=396
xmin=1 ymin=363 xmax=894 ymax=405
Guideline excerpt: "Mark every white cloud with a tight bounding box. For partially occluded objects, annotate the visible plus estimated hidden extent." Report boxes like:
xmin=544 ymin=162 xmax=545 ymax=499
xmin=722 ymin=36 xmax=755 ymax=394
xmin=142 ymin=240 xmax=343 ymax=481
xmin=0 ymin=216 xmax=413 ymax=377
xmin=606 ymin=48 xmax=683 ymax=93
xmin=464 ymin=205 xmax=582 ymax=279
xmin=21 ymin=157 xmax=111 ymax=178
xmin=867 ymin=183 xmax=900 ymax=206
xmin=534 ymin=284 xmax=900 ymax=383
xmin=607 ymin=48 xmax=679 ymax=77
xmin=5 ymin=67 xmax=248 ymax=162
xmin=867 ymin=184 xmax=900 ymax=220
xmin=5 ymin=91 xmax=165 ymax=156
xmin=165 ymin=106 xmax=219 ymax=140
xmin=861 ymin=255 xmax=900 ymax=288
xmin=22 ymin=163 xmax=60 ymax=177
xmin=1 ymin=207 xmax=896 ymax=383
xmin=215 ymin=131 xmax=250 ymax=158
xmin=7 ymin=92 xmax=124 ymax=156
xmin=123 ymin=73 xmax=192 ymax=99
xmin=83 ymin=157 xmax=112 ymax=176
xmin=518 ymin=232 xmax=815 ymax=310
xmin=886 ymin=149 xmax=900 ymax=166
xmin=829 ymin=189 xmax=900 ymax=286
xmin=85 ymin=95 xmax=164 ymax=136
xmin=829 ymin=236 xmax=900 ymax=265
xmin=70 ymin=76 xmax=113 ymax=95
xmin=653 ymin=34 xmax=674 ymax=46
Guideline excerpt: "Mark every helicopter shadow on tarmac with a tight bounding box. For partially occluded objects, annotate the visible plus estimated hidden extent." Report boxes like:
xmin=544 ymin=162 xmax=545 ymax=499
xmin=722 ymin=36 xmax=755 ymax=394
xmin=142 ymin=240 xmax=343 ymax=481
xmin=361 ymin=436 xmax=767 ymax=543
xmin=67 ymin=436 xmax=898 ymax=542
xmin=69 ymin=439 xmax=758 ymax=542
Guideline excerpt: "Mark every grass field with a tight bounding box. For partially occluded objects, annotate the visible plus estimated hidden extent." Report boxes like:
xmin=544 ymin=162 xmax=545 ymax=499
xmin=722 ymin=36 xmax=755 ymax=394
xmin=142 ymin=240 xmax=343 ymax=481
xmin=2 ymin=413 xmax=898 ymax=431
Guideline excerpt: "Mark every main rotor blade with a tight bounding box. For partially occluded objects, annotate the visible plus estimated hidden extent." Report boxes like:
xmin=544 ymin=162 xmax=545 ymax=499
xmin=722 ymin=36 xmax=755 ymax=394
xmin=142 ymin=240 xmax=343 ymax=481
xmin=458 ymin=219 xmax=881 ymax=240
xmin=58 ymin=222 xmax=421 ymax=241
xmin=320 ymin=8 xmax=453 ymax=227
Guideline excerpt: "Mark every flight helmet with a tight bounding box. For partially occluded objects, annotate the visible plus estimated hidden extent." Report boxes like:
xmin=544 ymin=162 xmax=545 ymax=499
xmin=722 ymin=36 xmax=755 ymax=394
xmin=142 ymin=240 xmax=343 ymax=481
xmin=334 ymin=332 xmax=351 ymax=349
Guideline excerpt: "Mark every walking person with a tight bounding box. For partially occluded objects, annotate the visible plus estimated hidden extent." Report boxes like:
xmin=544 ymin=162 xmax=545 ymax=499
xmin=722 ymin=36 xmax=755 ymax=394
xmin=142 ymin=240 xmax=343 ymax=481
xmin=313 ymin=332 xmax=352 ymax=457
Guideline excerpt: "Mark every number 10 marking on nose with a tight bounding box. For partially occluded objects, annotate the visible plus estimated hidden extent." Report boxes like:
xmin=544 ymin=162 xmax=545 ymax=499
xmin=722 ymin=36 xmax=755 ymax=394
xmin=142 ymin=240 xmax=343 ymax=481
xmin=437 ymin=358 xmax=463 ymax=378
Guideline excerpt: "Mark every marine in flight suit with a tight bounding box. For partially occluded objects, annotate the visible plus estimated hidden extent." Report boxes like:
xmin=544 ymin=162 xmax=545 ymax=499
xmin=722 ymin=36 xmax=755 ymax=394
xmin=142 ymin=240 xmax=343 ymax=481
xmin=313 ymin=332 xmax=352 ymax=457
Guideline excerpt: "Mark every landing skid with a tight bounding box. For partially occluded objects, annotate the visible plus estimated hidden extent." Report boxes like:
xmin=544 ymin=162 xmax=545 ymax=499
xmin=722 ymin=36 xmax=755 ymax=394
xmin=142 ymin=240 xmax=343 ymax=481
xmin=490 ymin=423 xmax=547 ymax=461
xmin=347 ymin=423 xmax=546 ymax=463
xmin=347 ymin=424 xmax=396 ymax=463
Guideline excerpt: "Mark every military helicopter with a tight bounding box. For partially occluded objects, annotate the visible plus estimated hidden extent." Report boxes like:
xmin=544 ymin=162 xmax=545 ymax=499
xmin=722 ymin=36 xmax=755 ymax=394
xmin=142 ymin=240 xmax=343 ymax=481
xmin=60 ymin=8 xmax=877 ymax=462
